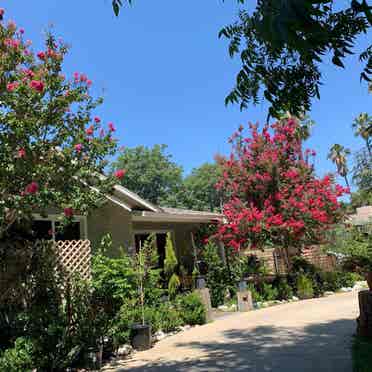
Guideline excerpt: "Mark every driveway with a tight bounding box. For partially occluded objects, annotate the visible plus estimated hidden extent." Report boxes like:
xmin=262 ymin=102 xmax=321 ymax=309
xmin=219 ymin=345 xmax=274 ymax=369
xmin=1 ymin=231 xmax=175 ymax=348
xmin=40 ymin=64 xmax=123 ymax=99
xmin=104 ymin=291 xmax=359 ymax=371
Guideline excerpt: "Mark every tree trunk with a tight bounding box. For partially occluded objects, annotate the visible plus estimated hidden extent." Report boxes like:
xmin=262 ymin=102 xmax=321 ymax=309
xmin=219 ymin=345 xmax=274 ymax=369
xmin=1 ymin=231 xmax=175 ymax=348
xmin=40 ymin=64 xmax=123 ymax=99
xmin=344 ymin=175 xmax=350 ymax=188
xmin=357 ymin=290 xmax=372 ymax=339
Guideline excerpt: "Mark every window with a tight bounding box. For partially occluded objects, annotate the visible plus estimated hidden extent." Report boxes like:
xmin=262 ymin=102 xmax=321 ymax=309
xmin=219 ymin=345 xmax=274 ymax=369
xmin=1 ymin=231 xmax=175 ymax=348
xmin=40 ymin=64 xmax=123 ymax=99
xmin=32 ymin=214 xmax=87 ymax=241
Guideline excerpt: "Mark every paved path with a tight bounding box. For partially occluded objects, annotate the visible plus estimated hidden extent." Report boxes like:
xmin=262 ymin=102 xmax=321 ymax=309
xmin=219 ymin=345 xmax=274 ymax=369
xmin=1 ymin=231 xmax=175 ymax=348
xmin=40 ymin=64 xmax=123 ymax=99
xmin=104 ymin=292 xmax=359 ymax=372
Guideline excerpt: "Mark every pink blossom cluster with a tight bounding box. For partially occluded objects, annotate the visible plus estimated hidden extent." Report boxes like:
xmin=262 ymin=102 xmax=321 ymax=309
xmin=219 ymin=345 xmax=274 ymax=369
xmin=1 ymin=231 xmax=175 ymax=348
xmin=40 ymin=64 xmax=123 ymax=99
xmin=216 ymin=118 xmax=348 ymax=252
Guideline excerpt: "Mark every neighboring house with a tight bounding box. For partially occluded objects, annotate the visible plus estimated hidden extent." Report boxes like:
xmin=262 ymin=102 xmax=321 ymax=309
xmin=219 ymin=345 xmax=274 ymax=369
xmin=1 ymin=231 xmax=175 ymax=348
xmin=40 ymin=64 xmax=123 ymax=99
xmin=32 ymin=184 xmax=222 ymax=273
xmin=348 ymin=205 xmax=372 ymax=234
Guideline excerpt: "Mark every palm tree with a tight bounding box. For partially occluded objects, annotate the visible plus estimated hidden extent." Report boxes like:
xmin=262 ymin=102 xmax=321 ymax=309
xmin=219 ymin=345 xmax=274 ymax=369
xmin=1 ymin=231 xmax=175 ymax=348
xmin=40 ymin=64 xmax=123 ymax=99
xmin=328 ymin=144 xmax=351 ymax=188
xmin=352 ymin=113 xmax=372 ymax=156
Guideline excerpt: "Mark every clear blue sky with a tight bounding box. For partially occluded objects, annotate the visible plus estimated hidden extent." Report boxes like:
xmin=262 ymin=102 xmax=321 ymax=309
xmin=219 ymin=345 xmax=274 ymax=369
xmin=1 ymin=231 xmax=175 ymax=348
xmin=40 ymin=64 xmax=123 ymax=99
xmin=4 ymin=1 xmax=371 ymax=186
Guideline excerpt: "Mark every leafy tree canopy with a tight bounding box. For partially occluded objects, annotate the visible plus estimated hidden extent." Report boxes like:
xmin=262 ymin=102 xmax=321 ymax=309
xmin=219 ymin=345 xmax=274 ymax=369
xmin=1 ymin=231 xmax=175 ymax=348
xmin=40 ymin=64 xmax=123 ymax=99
xmin=219 ymin=0 xmax=371 ymax=118
xmin=110 ymin=1 xmax=371 ymax=119
xmin=177 ymin=163 xmax=223 ymax=212
xmin=111 ymin=144 xmax=183 ymax=206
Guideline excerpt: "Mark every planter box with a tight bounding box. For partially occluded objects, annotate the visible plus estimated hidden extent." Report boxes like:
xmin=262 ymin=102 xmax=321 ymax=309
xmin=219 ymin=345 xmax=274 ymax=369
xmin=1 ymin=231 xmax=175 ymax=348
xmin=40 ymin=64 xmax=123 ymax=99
xmin=131 ymin=324 xmax=152 ymax=351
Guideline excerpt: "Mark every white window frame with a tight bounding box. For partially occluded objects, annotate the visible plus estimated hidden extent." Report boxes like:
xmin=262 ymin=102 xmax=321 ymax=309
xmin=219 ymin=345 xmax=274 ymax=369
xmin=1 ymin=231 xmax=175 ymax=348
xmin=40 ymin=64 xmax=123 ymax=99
xmin=32 ymin=213 xmax=88 ymax=240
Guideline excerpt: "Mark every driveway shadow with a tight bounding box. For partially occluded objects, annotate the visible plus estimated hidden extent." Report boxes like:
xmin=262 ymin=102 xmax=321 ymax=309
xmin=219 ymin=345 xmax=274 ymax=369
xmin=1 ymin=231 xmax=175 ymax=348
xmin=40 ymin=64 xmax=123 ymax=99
xmin=112 ymin=318 xmax=355 ymax=371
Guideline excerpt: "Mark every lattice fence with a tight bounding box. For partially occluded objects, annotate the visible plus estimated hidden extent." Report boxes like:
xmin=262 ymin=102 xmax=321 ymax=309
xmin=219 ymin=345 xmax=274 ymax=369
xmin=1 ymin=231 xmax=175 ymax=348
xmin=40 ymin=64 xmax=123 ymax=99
xmin=55 ymin=240 xmax=91 ymax=280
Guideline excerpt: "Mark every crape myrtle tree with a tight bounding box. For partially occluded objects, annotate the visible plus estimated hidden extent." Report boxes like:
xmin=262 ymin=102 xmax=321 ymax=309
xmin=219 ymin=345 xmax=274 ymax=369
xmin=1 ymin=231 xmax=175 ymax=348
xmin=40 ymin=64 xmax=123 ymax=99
xmin=216 ymin=117 xmax=349 ymax=253
xmin=0 ymin=9 xmax=125 ymax=238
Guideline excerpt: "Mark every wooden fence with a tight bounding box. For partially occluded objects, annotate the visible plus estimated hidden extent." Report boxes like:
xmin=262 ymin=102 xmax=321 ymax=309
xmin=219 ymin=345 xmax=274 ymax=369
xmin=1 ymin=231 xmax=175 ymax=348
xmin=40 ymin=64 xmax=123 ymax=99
xmin=248 ymin=245 xmax=337 ymax=275
xmin=55 ymin=240 xmax=91 ymax=281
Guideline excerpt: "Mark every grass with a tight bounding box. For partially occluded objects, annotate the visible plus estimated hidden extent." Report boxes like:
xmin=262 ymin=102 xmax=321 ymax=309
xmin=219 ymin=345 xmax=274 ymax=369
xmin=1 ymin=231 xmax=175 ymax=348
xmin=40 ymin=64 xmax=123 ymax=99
xmin=352 ymin=336 xmax=372 ymax=372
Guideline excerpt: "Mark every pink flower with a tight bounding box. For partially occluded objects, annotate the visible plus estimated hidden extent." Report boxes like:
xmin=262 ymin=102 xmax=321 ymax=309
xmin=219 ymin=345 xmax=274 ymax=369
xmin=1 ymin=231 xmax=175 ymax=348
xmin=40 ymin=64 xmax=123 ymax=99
xmin=19 ymin=28 xmax=24 ymax=34
xmin=37 ymin=51 xmax=45 ymax=60
xmin=94 ymin=116 xmax=101 ymax=124
xmin=108 ymin=122 xmax=116 ymax=132
xmin=7 ymin=20 xmax=16 ymax=30
xmin=73 ymin=72 xmax=79 ymax=81
xmin=23 ymin=69 xmax=34 ymax=78
xmin=99 ymin=128 xmax=105 ymax=137
xmin=114 ymin=169 xmax=126 ymax=179
xmin=25 ymin=181 xmax=39 ymax=195
xmin=7 ymin=82 xmax=19 ymax=91
xmin=74 ymin=143 xmax=83 ymax=153
xmin=80 ymin=74 xmax=87 ymax=82
xmin=85 ymin=125 xmax=94 ymax=136
xmin=64 ymin=207 xmax=74 ymax=217
xmin=18 ymin=148 xmax=26 ymax=158
xmin=29 ymin=80 xmax=44 ymax=92
xmin=0 ymin=8 xmax=5 ymax=18
xmin=86 ymin=79 xmax=92 ymax=87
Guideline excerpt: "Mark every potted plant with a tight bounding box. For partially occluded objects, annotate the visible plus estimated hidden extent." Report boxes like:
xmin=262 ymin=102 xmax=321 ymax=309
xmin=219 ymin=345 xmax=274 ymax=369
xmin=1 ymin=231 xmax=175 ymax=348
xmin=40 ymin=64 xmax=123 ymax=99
xmin=130 ymin=234 xmax=157 ymax=351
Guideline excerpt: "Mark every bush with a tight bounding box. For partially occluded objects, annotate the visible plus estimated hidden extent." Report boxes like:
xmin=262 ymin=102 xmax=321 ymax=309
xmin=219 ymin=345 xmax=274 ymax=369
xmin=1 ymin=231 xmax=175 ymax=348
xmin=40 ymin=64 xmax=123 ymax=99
xmin=352 ymin=336 xmax=372 ymax=372
xmin=176 ymin=292 xmax=206 ymax=326
xmin=337 ymin=272 xmax=362 ymax=288
xmin=158 ymin=303 xmax=184 ymax=333
xmin=276 ymin=278 xmax=294 ymax=300
xmin=247 ymin=283 xmax=264 ymax=303
xmin=0 ymin=338 xmax=34 ymax=372
xmin=260 ymin=283 xmax=279 ymax=301
xmin=201 ymin=242 xmax=235 ymax=307
xmin=296 ymin=275 xmax=314 ymax=299
xmin=342 ymin=256 xmax=372 ymax=275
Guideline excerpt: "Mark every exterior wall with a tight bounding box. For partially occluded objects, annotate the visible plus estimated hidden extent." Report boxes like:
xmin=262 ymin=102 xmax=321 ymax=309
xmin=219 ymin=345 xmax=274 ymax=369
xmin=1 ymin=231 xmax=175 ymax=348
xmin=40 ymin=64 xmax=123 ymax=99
xmin=132 ymin=221 xmax=199 ymax=272
xmin=87 ymin=200 xmax=134 ymax=257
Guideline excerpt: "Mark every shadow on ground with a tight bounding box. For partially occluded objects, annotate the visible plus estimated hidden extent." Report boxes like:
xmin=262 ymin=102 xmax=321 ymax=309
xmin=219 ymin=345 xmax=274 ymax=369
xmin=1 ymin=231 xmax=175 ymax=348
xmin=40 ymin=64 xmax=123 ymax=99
xmin=111 ymin=318 xmax=355 ymax=372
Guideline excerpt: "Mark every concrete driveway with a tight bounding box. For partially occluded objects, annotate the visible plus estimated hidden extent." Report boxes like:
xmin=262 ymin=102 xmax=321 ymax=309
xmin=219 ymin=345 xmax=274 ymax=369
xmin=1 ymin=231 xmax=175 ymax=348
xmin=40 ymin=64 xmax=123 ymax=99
xmin=104 ymin=291 xmax=359 ymax=371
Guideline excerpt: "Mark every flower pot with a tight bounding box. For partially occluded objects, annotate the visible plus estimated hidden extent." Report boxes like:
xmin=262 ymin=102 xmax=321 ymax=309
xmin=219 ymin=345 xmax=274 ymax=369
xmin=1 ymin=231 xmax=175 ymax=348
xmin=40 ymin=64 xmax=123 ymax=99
xmin=130 ymin=323 xmax=152 ymax=351
xmin=366 ymin=271 xmax=372 ymax=291
xmin=195 ymin=275 xmax=206 ymax=289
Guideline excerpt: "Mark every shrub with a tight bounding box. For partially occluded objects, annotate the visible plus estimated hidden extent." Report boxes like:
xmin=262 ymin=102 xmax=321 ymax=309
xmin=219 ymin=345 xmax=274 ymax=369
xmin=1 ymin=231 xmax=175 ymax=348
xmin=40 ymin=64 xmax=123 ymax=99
xmin=177 ymin=292 xmax=206 ymax=326
xmin=158 ymin=303 xmax=184 ymax=333
xmin=92 ymin=235 xmax=137 ymax=313
xmin=320 ymin=271 xmax=341 ymax=292
xmin=247 ymin=283 xmax=264 ymax=303
xmin=296 ymin=275 xmax=314 ymax=299
xmin=337 ymin=272 xmax=362 ymax=288
xmin=276 ymin=278 xmax=294 ymax=300
xmin=0 ymin=338 xmax=34 ymax=372
xmin=260 ymin=283 xmax=279 ymax=301
xmin=289 ymin=257 xmax=324 ymax=297
xmin=201 ymin=242 xmax=236 ymax=307
xmin=342 ymin=256 xmax=372 ymax=275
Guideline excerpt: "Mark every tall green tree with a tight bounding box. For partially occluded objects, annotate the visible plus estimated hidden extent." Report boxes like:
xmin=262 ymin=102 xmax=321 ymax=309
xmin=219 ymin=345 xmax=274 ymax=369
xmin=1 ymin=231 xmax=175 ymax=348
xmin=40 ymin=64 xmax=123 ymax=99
xmin=178 ymin=163 xmax=223 ymax=212
xmin=111 ymin=144 xmax=183 ymax=206
xmin=328 ymin=144 xmax=351 ymax=188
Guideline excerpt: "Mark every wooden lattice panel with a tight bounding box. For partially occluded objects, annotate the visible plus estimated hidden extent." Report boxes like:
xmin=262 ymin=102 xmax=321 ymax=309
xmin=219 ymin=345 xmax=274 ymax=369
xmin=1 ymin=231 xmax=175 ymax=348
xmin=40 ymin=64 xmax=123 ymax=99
xmin=55 ymin=240 xmax=91 ymax=280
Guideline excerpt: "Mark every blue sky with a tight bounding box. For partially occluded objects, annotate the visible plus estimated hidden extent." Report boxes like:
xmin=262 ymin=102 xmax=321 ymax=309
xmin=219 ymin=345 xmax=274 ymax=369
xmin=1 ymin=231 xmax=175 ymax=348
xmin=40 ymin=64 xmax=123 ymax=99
xmin=4 ymin=1 xmax=371 ymax=186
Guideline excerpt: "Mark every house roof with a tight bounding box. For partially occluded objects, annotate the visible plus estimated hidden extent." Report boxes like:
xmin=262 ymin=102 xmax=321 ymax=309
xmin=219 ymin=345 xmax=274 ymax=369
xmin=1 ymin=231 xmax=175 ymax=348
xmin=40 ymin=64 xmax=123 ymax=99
xmin=348 ymin=206 xmax=372 ymax=226
xmin=132 ymin=208 xmax=223 ymax=223
xmin=111 ymin=184 xmax=222 ymax=223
